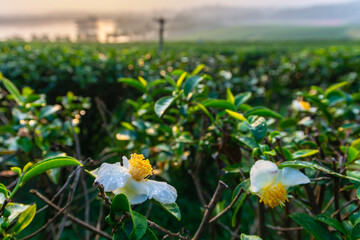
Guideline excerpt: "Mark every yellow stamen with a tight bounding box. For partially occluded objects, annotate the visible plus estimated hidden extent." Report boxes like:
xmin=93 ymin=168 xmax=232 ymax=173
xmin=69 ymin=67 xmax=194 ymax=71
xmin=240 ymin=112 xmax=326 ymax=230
xmin=258 ymin=182 xmax=288 ymax=208
xmin=299 ymin=101 xmax=311 ymax=111
xmin=128 ymin=153 xmax=153 ymax=181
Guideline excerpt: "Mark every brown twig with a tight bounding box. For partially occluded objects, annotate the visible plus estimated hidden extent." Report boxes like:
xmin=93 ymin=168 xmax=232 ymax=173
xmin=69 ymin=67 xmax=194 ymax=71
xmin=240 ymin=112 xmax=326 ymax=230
xmin=209 ymin=189 xmax=245 ymax=223
xmin=20 ymin=202 xmax=71 ymax=240
xmin=331 ymin=199 xmax=358 ymax=218
xmin=30 ymin=189 xmax=112 ymax=239
xmin=192 ymin=181 xmax=228 ymax=240
xmin=266 ymin=225 xmax=303 ymax=231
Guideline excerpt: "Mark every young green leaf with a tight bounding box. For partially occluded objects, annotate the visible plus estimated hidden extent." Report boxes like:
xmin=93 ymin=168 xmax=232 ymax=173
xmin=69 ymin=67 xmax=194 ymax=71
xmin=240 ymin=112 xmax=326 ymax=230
xmin=21 ymin=156 xmax=82 ymax=184
xmin=176 ymin=72 xmax=187 ymax=89
xmin=226 ymin=110 xmax=249 ymax=123
xmin=2 ymin=77 xmax=23 ymax=106
xmin=226 ymin=88 xmax=235 ymax=104
xmin=12 ymin=204 xmax=36 ymax=235
xmin=292 ymin=149 xmax=318 ymax=159
xmin=191 ymin=64 xmax=205 ymax=75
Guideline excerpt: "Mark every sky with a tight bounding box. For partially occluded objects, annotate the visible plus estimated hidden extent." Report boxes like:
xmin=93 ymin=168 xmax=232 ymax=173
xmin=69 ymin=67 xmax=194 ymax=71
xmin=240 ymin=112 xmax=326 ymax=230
xmin=0 ymin=0 xmax=356 ymax=15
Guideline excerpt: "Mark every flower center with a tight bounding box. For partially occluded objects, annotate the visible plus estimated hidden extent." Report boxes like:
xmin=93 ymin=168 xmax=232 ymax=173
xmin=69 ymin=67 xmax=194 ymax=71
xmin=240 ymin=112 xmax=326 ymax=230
xmin=128 ymin=153 xmax=153 ymax=181
xmin=299 ymin=101 xmax=311 ymax=111
xmin=258 ymin=181 xmax=288 ymax=208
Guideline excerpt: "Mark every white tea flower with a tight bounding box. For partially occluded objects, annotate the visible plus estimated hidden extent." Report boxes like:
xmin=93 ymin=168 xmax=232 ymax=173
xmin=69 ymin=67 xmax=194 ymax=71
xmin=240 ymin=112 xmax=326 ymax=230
xmin=93 ymin=153 xmax=177 ymax=205
xmin=250 ymin=160 xmax=310 ymax=208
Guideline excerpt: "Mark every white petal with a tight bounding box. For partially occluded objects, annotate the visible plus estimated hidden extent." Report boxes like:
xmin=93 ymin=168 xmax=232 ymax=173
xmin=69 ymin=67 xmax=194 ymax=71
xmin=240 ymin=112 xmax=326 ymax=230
xmin=94 ymin=163 xmax=131 ymax=191
xmin=113 ymin=178 xmax=148 ymax=205
xmin=143 ymin=180 xmax=177 ymax=204
xmin=250 ymin=160 xmax=278 ymax=193
xmin=278 ymin=167 xmax=310 ymax=188
xmin=122 ymin=156 xmax=129 ymax=169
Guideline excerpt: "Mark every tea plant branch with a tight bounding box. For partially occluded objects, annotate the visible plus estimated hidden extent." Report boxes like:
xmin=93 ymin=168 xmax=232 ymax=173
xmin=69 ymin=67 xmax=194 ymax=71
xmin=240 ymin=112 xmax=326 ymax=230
xmin=209 ymin=189 xmax=246 ymax=224
xmin=30 ymin=189 xmax=112 ymax=239
xmin=266 ymin=225 xmax=303 ymax=231
xmin=81 ymin=171 xmax=90 ymax=240
xmin=192 ymin=180 xmax=228 ymax=240
xmin=20 ymin=202 xmax=71 ymax=240
xmin=341 ymin=205 xmax=360 ymax=221
xmin=0 ymin=198 xmax=10 ymax=216
xmin=331 ymin=199 xmax=358 ymax=218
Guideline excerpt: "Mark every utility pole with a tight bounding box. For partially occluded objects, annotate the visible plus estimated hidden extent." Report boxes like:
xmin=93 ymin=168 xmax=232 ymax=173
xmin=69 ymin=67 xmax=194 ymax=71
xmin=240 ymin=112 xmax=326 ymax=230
xmin=154 ymin=17 xmax=166 ymax=53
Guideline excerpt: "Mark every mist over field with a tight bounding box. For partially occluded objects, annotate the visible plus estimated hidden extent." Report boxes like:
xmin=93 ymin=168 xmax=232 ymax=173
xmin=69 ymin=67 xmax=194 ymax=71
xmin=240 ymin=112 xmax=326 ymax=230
xmin=1 ymin=0 xmax=360 ymax=41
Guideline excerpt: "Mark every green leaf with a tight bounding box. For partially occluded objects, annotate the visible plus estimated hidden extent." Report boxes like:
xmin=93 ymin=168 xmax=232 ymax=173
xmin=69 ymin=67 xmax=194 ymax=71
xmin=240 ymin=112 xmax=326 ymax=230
xmin=1 ymin=77 xmax=23 ymax=106
xmin=0 ymin=184 xmax=9 ymax=198
xmin=232 ymin=180 xmax=250 ymax=199
xmin=240 ymin=234 xmax=262 ymax=240
xmin=129 ymin=211 xmax=148 ymax=240
xmin=39 ymin=105 xmax=61 ymax=119
xmin=278 ymin=160 xmax=360 ymax=183
xmin=232 ymin=193 xmax=247 ymax=227
xmin=22 ymin=156 xmax=81 ymax=184
xmin=176 ymin=72 xmax=187 ymax=89
xmin=325 ymin=81 xmax=350 ymax=96
xmin=315 ymin=214 xmax=347 ymax=235
xmin=202 ymin=99 xmax=236 ymax=111
xmin=245 ymin=107 xmax=282 ymax=119
xmin=226 ymin=110 xmax=248 ymax=123
xmin=156 ymin=202 xmax=181 ymax=221
xmin=111 ymin=193 xmax=131 ymax=213
xmin=342 ymin=146 xmax=359 ymax=164
xmin=11 ymin=167 xmax=22 ymax=176
xmin=184 ymin=76 xmax=203 ymax=96
xmin=247 ymin=117 xmax=267 ymax=143
xmin=226 ymin=88 xmax=235 ymax=104
xmin=12 ymin=204 xmax=36 ymax=235
xmin=196 ymin=104 xmax=214 ymax=122
xmin=351 ymin=222 xmax=360 ymax=240
xmin=148 ymin=79 xmax=166 ymax=89
xmin=142 ymin=228 xmax=158 ymax=240
xmin=290 ymin=213 xmax=339 ymax=240
xmin=292 ymin=149 xmax=318 ymax=159
xmin=235 ymin=92 xmax=251 ymax=108
xmin=191 ymin=64 xmax=205 ymax=75
xmin=357 ymin=188 xmax=360 ymax=200
xmin=154 ymin=96 xmax=175 ymax=117
xmin=164 ymin=75 xmax=177 ymax=89
xmin=138 ymin=76 xmax=147 ymax=87
xmin=119 ymin=78 xmax=146 ymax=93
xmin=236 ymin=136 xmax=260 ymax=149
